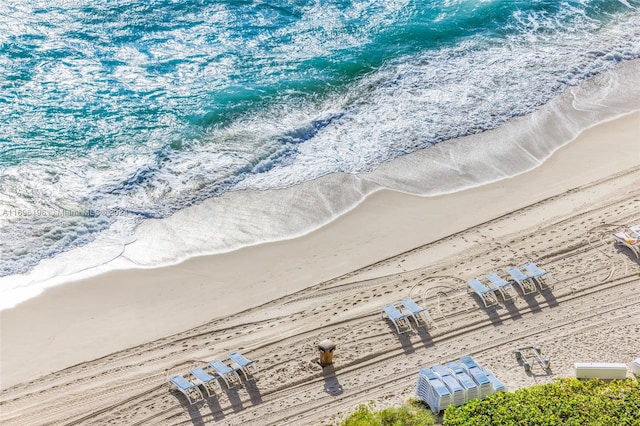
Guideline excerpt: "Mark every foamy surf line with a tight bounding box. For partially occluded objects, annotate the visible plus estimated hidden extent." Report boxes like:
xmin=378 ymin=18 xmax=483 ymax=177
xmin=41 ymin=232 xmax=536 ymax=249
xmin=1 ymin=60 xmax=639 ymax=310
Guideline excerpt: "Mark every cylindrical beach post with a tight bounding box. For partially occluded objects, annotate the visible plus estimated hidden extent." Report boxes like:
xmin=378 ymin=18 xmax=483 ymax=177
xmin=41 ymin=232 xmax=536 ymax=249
xmin=318 ymin=339 xmax=336 ymax=367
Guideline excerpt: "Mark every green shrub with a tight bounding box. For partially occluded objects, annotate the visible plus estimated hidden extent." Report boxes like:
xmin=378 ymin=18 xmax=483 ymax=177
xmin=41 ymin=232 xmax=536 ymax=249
xmin=443 ymin=378 xmax=640 ymax=426
xmin=341 ymin=398 xmax=435 ymax=426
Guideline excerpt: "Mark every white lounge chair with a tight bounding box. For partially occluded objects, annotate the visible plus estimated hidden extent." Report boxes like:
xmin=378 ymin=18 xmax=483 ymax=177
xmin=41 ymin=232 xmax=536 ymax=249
xmin=229 ymin=352 xmax=258 ymax=380
xmin=522 ymin=262 xmax=551 ymax=288
xmin=401 ymin=298 xmax=430 ymax=328
xmin=382 ymin=304 xmax=413 ymax=334
xmin=190 ymin=367 xmax=221 ymax=397
xmin=505 ymin=266 xmax=538 ymax=294
xmin=169 ymin=374 xmax=204 ymax=405
xmin=208 ymin=359 xmax=242 ymax=388
xmin=612 ymin=231 xmax=640 ymax=259
xmin=467 ymin=279 xmax=498 ymax=308
xmin=485 ymin=273 xmax=516 ymax=300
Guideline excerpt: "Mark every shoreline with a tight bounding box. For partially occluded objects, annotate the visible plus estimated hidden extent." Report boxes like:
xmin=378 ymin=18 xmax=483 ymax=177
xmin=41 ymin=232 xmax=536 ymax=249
xmin=1 ymin=110 xmax=639 ymax=391
xmin=2 ymin=60 xmax=640 ymax=311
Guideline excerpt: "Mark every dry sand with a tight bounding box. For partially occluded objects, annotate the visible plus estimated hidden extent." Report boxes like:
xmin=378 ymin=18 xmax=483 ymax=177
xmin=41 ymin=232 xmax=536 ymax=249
xmin=1 ymin=112 xmax=639 ymax=425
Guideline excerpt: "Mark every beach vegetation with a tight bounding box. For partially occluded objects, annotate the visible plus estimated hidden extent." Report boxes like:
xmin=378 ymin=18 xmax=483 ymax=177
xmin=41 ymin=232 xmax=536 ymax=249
xmin=443 ymin=378 xmax=640 ymax=426
xmin=341 ymin=398 xmax=435 ymax=426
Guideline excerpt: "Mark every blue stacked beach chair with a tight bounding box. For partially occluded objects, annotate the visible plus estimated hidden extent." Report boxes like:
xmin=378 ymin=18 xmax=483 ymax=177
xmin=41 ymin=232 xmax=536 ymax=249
xmin=483 ymin=369 xmax=506 ymax=392
xmin=446 ymin=360 xmax=479 ymax=401
xmin=460 ymin=355 xmax=505 ymax=393
xmin=458 ymin=355 xmax=493 ymax=399
xmin=417 ymin=356 xmax=504 ymax=413
xmin=432 ymin=364 xmax=466 ymax=406
xmin=416 ymin=367 xmax=453 ymax=414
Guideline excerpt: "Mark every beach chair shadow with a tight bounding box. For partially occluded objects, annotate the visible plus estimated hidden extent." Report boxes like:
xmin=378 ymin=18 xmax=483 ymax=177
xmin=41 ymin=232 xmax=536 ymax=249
xmin=225 ymin=386 xmax=245 ymax=413
xmin=203 ymin=397 xmax=225 ymax=422
xmin=539 ymin=286 xmax=559 ymax=307
xmin=180 ymin=403 xmax=206 ymax=426
xmin=520 ymin=290 xmax=543 ymax=313
xmin=322 ymin=365 xmax=343 ymax=396
xmin=396 ymin=330 xmax=416 ymax=355
xmin=484 ymin=304 xmax=503 ymax=327
xmin=501 ymin=295 xmax=522 ymax=321
xmin=614 ymin=243 xmax=640 ymax=264
xmin=400 ymin=298 xmax=434 ymax=348
xmin=244 ymin=378 xmax=263 ymax=406
xmin=171 ymin=388 xmax=206 ymax=426
xmin=416 ymin=326 xmax=435 ymax=349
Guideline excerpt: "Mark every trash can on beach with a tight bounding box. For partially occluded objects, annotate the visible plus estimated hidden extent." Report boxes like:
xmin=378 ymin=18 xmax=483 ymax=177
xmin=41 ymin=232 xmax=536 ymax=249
xmin=318 ymin=339 xmax=336 ymax=367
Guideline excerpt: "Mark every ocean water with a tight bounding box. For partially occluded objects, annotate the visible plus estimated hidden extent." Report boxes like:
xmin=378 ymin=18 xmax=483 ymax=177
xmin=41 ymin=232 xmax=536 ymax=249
xmin=1 ymin=0 xmax=640 ymax=308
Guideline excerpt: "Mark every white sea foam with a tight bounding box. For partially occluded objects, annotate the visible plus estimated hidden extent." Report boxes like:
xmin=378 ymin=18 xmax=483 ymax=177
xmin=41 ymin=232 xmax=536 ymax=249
xmin=1 ymin=59 xmax=639 ymax=311
xmin=2 ymin=1 xmax=640 ymax=307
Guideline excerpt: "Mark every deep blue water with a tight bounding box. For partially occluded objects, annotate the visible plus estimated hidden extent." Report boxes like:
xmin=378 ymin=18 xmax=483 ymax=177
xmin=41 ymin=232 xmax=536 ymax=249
xmin=1 ymin=0 xmax=640 ymax=278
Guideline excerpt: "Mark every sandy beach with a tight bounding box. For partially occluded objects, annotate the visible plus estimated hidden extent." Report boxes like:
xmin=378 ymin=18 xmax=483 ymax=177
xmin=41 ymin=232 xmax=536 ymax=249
xmin=1 ymin=111 xmax=639 ymax=425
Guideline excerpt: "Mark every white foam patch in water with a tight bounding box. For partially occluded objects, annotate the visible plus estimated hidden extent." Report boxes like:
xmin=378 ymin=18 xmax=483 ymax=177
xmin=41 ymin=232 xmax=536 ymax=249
xmin=2 ymin=58 xmax=636 ymax=311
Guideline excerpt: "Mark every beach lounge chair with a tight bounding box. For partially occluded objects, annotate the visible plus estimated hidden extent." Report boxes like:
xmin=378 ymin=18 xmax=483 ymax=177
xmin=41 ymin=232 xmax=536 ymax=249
xmin=208 ymin=359 xmax=242 ymax=388
xmin=467 ymin=279 xmax=498 ymax=308
xmin=612 ymin=231 xmax=640 ymax=259
xmin=522 ymin=262 xmax=551 ymax=287
xmin=190 ymin=367 xmax=222 ymax=397
xmin=485 ymin=273 xmax=516 ymax=300
xmin=382 ymin=304 xmax=413 ymax=334
xmin=229 ymin=352 xmax=259 ymax=380
xmin=505 ymin=266 xmax=538 ymax=294
xmin=401 ymin=298 xmax=430 ymax=328
xmin=169 ymin=374 xmax=204 ymax=405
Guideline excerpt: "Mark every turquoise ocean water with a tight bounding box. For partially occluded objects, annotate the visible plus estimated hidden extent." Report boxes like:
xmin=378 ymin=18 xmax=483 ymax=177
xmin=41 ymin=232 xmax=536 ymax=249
xmin=1 ymin=0 xmax=640 ymax=305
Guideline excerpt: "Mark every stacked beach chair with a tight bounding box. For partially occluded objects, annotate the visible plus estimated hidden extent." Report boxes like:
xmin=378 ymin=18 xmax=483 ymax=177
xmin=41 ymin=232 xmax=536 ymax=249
xmin=446 ymin=360 xmax=479 ymax=401
xmin=416 ymin=355 xmax=504 ymax=414
xmin=416 ymin=367 xmax=453 ymax=414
